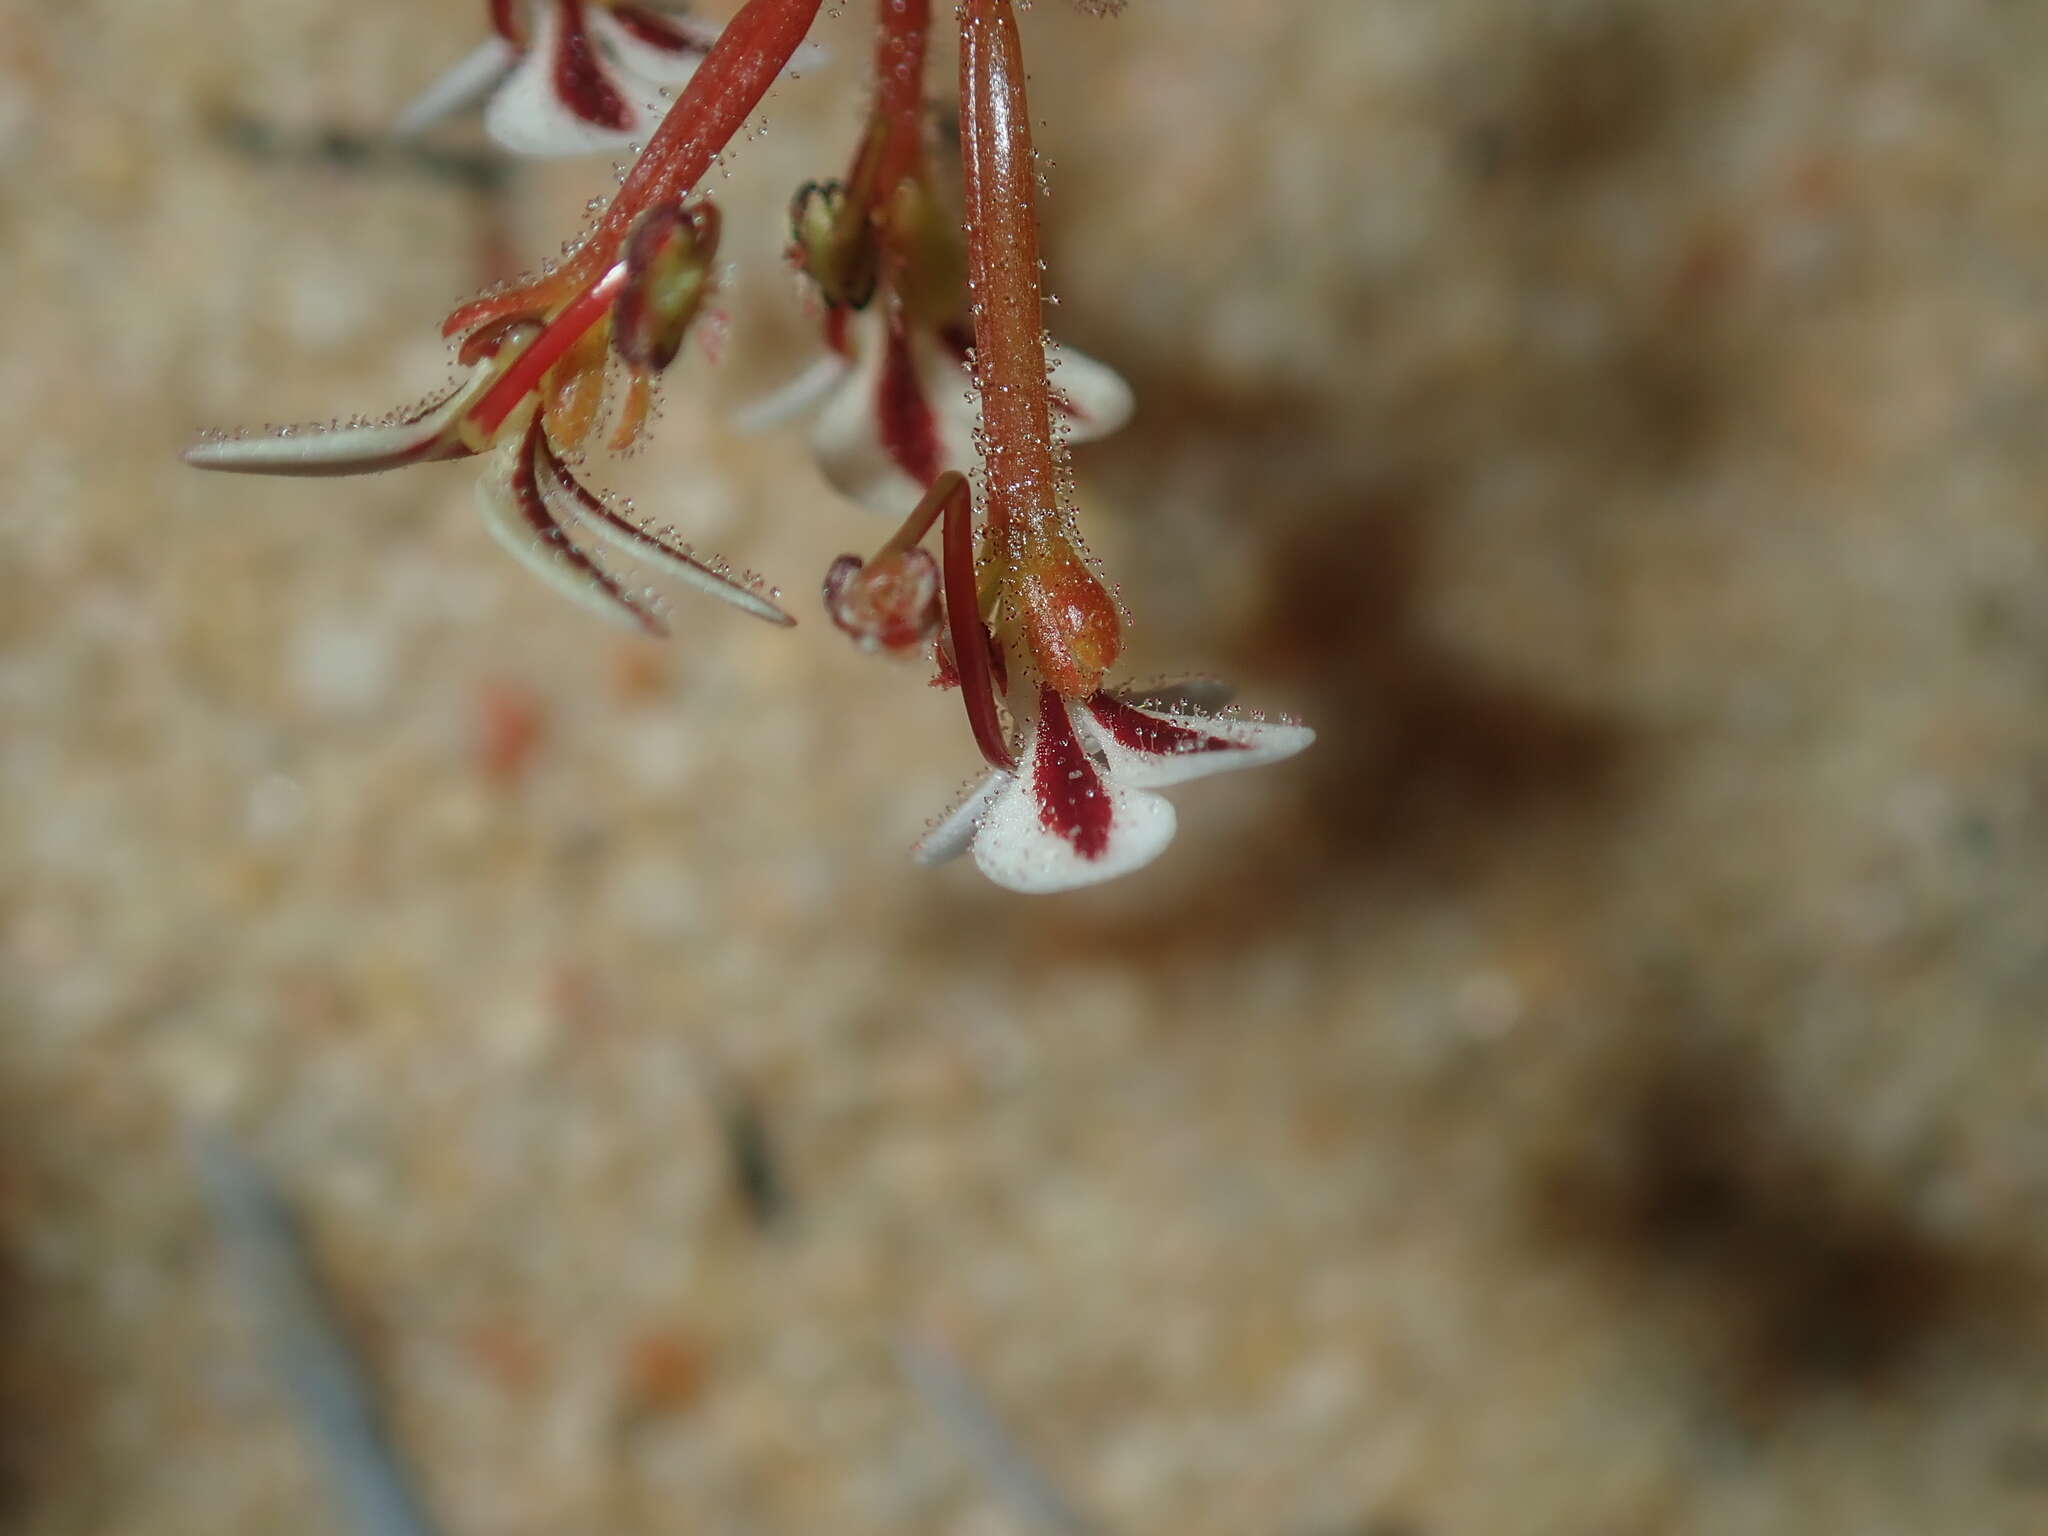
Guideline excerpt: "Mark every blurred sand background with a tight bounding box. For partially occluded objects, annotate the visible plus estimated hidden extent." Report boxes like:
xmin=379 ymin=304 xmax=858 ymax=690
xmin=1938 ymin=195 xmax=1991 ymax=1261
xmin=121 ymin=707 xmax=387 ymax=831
xmin=6 ymin=0 xmax=2048 ymax=1531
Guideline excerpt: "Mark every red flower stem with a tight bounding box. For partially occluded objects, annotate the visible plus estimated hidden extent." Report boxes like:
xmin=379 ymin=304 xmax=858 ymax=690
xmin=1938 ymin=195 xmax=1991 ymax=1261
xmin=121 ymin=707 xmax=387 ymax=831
xmin=464 ymin=260 xmax=629 ymax=443
xmin=445 ymin=0 xmax=823 ymax=338
xmin=957 ymin=0 xmax=1122 ymax=700
xmin=941 ymin=472 xmax=1016 ymax=771
xmin=873 ymin=0 xmax=930 ymax=193
xmin=958 ymin=0 xmax=1057 ymax=554
xmin=881 ymin=465 xmax=959 ymax=558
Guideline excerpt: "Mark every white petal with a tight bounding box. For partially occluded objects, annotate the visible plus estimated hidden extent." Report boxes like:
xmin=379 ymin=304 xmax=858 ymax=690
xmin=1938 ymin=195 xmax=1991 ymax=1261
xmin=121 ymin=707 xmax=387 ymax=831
xmin=916 ymin=333 xmax=984 ymax=490
xmin=184 ymin=375 xmax=480 ymax=478
xmin=476 ymin=424 xmax=665 ymax=634
xmin=1075 ymin=695 xmax=1316 ymax=789
xmin=482 ymin=2 xmax=659 ymax=157
xmin=392 ymin=36 xmax=519 ymax=137
xmin=1045 ymin=339 xmax=1134 ymax=444
xmin=785 ymin=39 xmax=831 ymax=75
xmin=1119 ymin=677 xmax=1235 ymax=714
xmin=911 ymin=770 xmax=1005 ymax=866
xmin=533 ymin=439 xmax=795 ymax=626
xmin=810 ymin=310 xmax=928 ymax=515
xmin=730 ymin=352 xmax=849 ymax=433
xmin=970 ymin=705 xmax=1178 ymax=894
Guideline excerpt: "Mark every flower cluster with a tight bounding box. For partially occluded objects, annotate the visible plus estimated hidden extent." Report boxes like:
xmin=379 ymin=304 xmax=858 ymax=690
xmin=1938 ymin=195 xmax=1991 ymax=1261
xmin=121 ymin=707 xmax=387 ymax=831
xmin=187 ymin=0 xmax=1310 ymax=893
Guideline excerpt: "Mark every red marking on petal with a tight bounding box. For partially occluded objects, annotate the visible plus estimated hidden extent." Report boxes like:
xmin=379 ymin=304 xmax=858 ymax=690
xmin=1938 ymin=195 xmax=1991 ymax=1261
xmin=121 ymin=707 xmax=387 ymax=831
xmin=1085 ymin=692 xmax=1246 ymax=759
xmin=611 ymin=3 xmax=715 ymax=53
xmin=876 ymin=307 xmax=941 ymax=487
xmin=491 ymin=0 xmax=525 ymax=45
xmin=514 ymin=420 xmax=665 ymax=637
xmin=823 ymin=305 xmax=851 ymax=357
xmin=1032 ymin=687 xmax=1112 ymax=860
xmin=554 ymin=0 xmax=635 ymax=131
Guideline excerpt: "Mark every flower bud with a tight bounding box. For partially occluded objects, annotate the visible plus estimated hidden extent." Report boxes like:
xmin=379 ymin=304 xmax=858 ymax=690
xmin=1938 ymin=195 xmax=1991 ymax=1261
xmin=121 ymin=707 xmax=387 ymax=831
xmin=612 ymin=201 xmax=721 ymax=374
xmin=789 ymin=180 xmax=880 ymax=311
xmin=823 ymin=546 xmax=942 ymax=656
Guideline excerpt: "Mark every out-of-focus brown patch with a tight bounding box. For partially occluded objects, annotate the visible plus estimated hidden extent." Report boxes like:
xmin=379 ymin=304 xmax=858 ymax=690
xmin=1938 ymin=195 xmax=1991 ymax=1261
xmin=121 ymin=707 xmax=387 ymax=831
xmin=476 ymin=679 xmax=546 ymax=786
xmin=1526 ymin=1023 xmax=2036 ymax=1419
xmin=619 ymin=1328 xmax=707 ymax=1420
xmin=1245 ymin=497 xmax=1630 ymax=880
xmin=467 ymin=1316 xmax=547 ymax=1398
xmin=0 ymin=1104 xmax=87 ymax=1517
xmin=609 ymin=641 xmax=670 ymax=705
xmin=1465 ymin=6 xmax=1673 ymax=186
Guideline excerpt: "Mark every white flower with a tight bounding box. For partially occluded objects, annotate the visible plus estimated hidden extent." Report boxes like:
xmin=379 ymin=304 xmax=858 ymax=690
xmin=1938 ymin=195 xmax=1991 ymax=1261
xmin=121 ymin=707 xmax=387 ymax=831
xmin=738 ymin=303 xmax=1135 ymax=515
xmin=914 ymin=681 xmax=1314 ymax=894
xmin=396 ymin=1 xmax=820 ymax=158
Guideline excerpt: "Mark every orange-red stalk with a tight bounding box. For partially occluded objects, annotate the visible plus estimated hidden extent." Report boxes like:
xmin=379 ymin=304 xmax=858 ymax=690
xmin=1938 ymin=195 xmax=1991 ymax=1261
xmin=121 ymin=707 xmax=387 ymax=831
xmin=957 ymin=0 xmax=1055 ymax=552
xmin=873 ymin=0 xmax=930 ymax=195
xmin=446 ymin=0 xmax=823 ymax=341
xmin=958 ymin=0 xmax=1121 ymax=698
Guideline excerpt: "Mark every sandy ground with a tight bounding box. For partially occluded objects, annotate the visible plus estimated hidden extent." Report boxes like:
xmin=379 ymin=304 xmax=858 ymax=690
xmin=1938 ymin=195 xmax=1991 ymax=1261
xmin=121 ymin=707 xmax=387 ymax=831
xmin=5 ymin=0 xmax=2048 ymax=1532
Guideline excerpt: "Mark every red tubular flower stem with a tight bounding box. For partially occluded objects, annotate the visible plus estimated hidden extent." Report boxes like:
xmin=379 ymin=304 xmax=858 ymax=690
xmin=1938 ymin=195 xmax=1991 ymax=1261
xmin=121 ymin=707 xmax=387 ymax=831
xmin=958 ymin=0 xmax=1123 ymax=700
xmin=446 ymin=0 xmax=824 ymax=339
xmin=873 ymin=0 xmax=930 ymax=193
xmin=940 ymin=472 xmax=1016 ymax=771
xmin=465 ymin=260 xmax=630 ymax=443
xmin=882 ymin=465 xmax=958 ymax=557
xmin=957 ymin=0 xmax=1057 ymax=552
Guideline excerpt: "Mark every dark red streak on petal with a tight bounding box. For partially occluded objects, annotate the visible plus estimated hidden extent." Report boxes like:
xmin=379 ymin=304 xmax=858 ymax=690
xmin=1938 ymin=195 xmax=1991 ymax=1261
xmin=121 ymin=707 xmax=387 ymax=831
xmin=1032 ymin=686 xmax=1113 ymax=859
xmin=492 ymin=0 xmax=525 ymax=46
xmin=823 ymin=305 xmax=851 ymax=357
xmin=514 ymin=420 xmax=666 ymax=636
xmin=877 ymin=308 xmax=941 ymax=487
xmin=1086 ymin=693 xmax=1245 ymax=758
xmin=611 ymin=4 xmax=717 ymax=53
xmin=536 ymin=435 xmax=794 ymax=625
xmin=555 ymin=0 xmax=635 ymax=130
